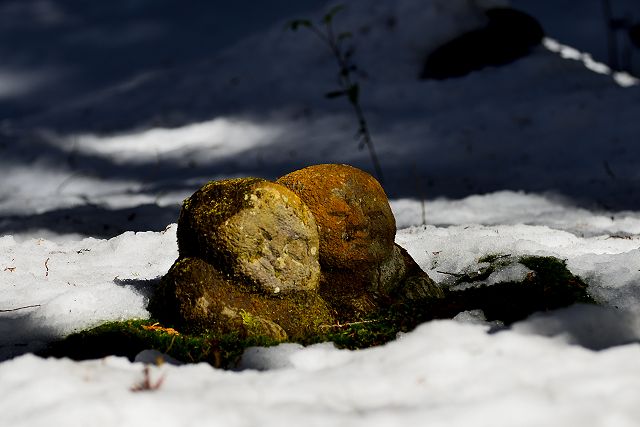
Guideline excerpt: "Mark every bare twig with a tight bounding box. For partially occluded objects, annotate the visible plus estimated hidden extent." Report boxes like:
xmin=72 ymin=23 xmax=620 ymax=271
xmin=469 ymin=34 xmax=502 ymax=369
xmin=45 ymin=257 xmax=50 ymax=277
xmin=289 ymin=6 xmax=385 ymax=184
xmin=0 ymin=304 xmax=41 ymax=313
xmin=436 ymin=270 xmax=464 ymax=277
xmin=165 ymin=335 xmax=177 ymax=354
xmin=488 ymin=254 xmax=511 ymax=261
xmin=603 ymin=160 xmax=617 ymax=180
xmin=607 ymin=234 xmax=633 ymax=240
xmin=130 ymin=365 xmax=165 ymax=392
xmin=320 ymin=318 xmax=387 ymax=329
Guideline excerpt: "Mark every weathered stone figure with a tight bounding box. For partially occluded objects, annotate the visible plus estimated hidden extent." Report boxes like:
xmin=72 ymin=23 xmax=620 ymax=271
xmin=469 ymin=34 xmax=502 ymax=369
xmin=151 ymin=164 xmax=442 ymax=341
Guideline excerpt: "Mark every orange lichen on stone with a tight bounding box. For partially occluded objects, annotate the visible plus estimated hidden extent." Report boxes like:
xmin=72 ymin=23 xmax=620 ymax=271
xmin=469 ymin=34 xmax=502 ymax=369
xmin=151 ymin=164 xmax=443 ymax=338
xmin=141 ymin=323 xmax=180 ymax=335
xmin=276 ymin=164 xmax=443 ymax=320
xmin=277 ymin=164 xmax=395 ymax=270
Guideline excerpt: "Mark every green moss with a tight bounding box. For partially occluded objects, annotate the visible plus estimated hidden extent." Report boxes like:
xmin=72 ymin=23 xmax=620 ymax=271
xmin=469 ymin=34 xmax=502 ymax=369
xmin=239 ymin=309 xmax=257 ymax=328
xmin=150 ymin=257 xmax=334 ymax=340
xmin=39 ymin=319 xmax=281 ymax=369
xmin=39 ymin=301 xmax=430 ymax=367
xmin=306 ymin=299 xmax=438 ymax=349
xmin=41 ymin=255 xmax=599 ymax=368
xmin=438 ymin=255 xmax=597 ymax=324
xmin=177 ymin=177 xmax=264 ymax=271
xmin=150 ymin=254 xmax=597 ymax=354
xmin=180 ymin=178 xmax=262 ymax=233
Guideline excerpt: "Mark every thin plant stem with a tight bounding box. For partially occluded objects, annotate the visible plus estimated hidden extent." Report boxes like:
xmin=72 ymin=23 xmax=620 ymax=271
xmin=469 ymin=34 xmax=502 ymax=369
xmin=602 ymin=0 xmax=619 ymax=70
xmin=292 ymin=11 xmax=385 ymax=184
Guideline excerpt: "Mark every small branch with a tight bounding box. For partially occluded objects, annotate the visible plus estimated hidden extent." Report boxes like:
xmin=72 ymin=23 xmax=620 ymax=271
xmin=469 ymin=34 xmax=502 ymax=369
xmin=320 ymin=318 xmax=386 ymax=329
xmin=436 ymin=270 xmax=464 ymax=277
xmin=130 ymin=365 xmax=165 ymax=392
xmin=165 ymin=335 xmax=177 ymax=354
xmin=0 ymin=304 xmax=41 ymax=313
xmin=45 ymin=257 xmax=50 ymax=277
xmin=603 ymin=160 xmax=616 ymax=180
xmin=486 ymin=254 xmax=511 ymax=262
xmin=607 ymin=234 xmax=633 ymax=240
xmin=289 ymin=7 xmax=385 ymax=184
xmin=351 ymin=100 xmax=385 ymax=183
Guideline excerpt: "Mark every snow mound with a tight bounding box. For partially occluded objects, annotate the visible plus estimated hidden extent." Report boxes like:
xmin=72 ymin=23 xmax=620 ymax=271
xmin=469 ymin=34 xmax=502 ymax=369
xmin=2 ymin=321 xmax=640 ymax=426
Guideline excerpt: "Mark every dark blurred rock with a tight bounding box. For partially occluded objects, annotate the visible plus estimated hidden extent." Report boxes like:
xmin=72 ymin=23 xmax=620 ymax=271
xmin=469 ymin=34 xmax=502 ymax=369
xmin=629 ymin=23 xmax=640 ymax=49
xmin=420 ymin=7 xmax=544 ymax=80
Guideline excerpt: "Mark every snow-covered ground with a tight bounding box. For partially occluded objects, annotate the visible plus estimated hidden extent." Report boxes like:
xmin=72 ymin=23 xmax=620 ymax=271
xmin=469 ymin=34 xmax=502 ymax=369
xmin=2 ymin=0 xmax=640 ymax=425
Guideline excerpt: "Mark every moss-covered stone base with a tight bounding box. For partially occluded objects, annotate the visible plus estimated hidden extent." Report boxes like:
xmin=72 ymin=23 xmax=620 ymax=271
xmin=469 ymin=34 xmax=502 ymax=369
xmin=40 ymin=319 xmax=282 ymax=369
xmin=37 ymin=168 xmax=598 ymax=367
xmin=149 ymin=257 xmax=335 ymax=341
xmin=40 ymin=255 xmax=597 ymax=369
xmin=177 ymin=177 xmax=320 ymax=295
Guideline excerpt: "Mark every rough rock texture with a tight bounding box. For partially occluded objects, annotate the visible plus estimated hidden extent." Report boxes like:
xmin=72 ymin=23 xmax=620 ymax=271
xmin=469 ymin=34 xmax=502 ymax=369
xmin=152 ymin=165 xmax=443 ymax=338
xmin=277 ymin=164 xmax=395 ymax=270
xmin=393 ymin=245 xmax=445 ymax=301
xmin=277 ymin=164 xmax=443 ymax=319
xmin=149 ymin=257 xmax=335 ymax=340
xmin=177 ymin=177 xmax=320 ymax=295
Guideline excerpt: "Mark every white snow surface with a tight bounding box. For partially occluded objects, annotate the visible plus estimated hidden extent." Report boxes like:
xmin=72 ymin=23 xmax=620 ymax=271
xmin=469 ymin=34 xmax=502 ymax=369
xmin=3 ymin=323 xmax=640 ymax=427
xmin=2 ymin=0 xmax=640 ymax=425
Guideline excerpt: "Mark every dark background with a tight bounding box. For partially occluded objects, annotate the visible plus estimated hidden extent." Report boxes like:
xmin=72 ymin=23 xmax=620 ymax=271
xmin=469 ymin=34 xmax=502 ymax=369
xmin=1 ymin=0 xmax=639 ymax=128
xmin=0 ymin=0 xmax=322 ymax=123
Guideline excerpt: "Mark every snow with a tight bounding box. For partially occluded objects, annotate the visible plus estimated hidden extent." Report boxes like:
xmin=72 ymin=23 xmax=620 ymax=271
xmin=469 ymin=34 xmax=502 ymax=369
xmin=2 ymin=323 xmax=640 ymax=427
xmin=396 ymin=223 xmax=640 ymax=313
xmin=2 ymin=0 xmax=640 ymax=425
xmin=0 ymin=227 xmax=177 ymax=357
xmin=542 ymin=38 xmax=639 ymax=87
xmin=67 ymin=117 xmax=285 ymax=163
xmin=0 ymin=68 xmax=54 ymax=99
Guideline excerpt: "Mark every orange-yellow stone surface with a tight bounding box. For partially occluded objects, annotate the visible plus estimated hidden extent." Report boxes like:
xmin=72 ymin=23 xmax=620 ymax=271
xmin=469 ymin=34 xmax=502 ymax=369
xmin=177 ymin=177 xmax=320 ymax=295
xmin=277 ymin=164 xmax=396 ymax=270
